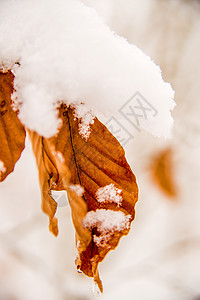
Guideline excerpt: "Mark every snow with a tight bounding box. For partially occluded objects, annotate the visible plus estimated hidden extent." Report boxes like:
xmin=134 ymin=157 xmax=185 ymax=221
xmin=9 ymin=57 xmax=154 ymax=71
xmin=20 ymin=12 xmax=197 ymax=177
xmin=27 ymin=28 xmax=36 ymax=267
xmin=92 ymin=280 xmax=102 ymax=297
xmin=51 ymin=150 xmax=65 ymax=164
xmin=83 ymin=209 xmax=131 ymax=233
xmin=83 ymin=209 xmax=131 ymax=249
xmin=0 ymin=161 xmax=6 ymax=174
xmin=55 ymin=151 xmax=65 ymax=164
xmin=73 ymin=104 xmax=95 ymax=140
xmin=0 ymin=0 xmax=175 ymax=138
xmin=96 ymin=183 xmax=123 ymax=206
xmin=93 ymin=233 xmax=111 ymax=248
xmin=0 ymin=161 xmax=6 ymax=180
xmin=69 ymin=184 xmax=84 ymax=197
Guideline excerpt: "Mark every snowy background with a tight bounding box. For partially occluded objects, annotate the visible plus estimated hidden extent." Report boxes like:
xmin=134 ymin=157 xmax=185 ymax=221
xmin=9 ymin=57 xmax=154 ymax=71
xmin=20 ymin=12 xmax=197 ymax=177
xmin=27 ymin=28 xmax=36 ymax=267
xmin=0 ymin=0 xmax=200 ymax=299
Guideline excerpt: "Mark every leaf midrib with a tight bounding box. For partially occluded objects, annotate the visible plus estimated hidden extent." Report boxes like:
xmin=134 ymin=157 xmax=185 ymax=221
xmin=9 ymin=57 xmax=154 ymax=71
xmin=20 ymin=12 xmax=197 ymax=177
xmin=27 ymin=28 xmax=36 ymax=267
xmin=67 ymin=108 xmax=87 ymax=203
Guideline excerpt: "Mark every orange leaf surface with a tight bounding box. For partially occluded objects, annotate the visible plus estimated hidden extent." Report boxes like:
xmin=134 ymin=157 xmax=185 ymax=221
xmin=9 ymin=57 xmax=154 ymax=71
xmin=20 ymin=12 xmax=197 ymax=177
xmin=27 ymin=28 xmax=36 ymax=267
xmin=0 ymin=71 xmax=26 ymax=182
xmin=28 ymin=131 xmax=62 ymax=236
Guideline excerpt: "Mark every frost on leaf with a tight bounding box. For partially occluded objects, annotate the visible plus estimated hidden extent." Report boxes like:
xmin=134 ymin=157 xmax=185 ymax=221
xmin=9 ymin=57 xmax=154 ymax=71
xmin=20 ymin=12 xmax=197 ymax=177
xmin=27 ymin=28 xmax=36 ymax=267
xmin=0 ymin=70 xmax=26 ymax=182
xmin=83 ymin=209 xmax=131 ymax=249
xmin=73 ymin=103 xmax=95 ymax=140
xmin=83 ymin=209 xmax=131 ymax=233
xmin=96 ymin=183 xmax=123 ymax=206
xmin=0 ymin=160 xmax=6 ymax=173
xmin=69 ymin=184 xmax=84 ymax=197
xmin=0 ymin=160 xmax=6 ymax=181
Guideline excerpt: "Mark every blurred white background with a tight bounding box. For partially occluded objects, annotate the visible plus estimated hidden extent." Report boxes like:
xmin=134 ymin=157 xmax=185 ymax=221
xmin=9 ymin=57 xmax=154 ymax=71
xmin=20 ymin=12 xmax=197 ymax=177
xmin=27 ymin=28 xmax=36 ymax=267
xmin=0 ymin=0 xmax=200 ymax=299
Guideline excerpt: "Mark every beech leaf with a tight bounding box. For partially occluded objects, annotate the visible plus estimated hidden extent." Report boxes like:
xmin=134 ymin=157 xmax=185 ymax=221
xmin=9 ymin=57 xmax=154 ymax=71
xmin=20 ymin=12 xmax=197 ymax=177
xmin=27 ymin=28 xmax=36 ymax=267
xmin=29 ymin=104 xmax=138 ymax=291
xmin=0 ymin=70 xmax=26 ymax=182
xmin=28 ymin=131 xmax=65 ymax=236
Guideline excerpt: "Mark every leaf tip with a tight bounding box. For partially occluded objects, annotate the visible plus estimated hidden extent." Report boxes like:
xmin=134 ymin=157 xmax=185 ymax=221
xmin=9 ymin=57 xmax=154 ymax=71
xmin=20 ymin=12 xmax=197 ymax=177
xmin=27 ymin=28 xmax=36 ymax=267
xmin=49 ymin=217 xmax=59 ymax=237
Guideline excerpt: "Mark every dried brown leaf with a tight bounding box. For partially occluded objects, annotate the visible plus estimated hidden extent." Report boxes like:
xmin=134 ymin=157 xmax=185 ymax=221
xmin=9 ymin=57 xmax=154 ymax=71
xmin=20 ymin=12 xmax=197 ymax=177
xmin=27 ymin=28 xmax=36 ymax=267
xmin=0 ymin=71 xmax=26 ymax=182
xmin=28 ymin=131 xmax=64 ymax=236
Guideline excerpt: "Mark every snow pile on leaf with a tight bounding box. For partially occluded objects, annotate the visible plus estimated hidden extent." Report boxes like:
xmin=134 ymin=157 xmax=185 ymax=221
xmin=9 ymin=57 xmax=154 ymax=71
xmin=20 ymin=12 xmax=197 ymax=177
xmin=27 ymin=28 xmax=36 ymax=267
xmin=83 ymin=209 xmax=131 ymax=233
xmin=96 ymin=183 xmax=123 ymax=205
xmin=0 ymin=0 xmax=175 ymax=138
xmin=0 ymin=161 xmax=6 ymax=180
